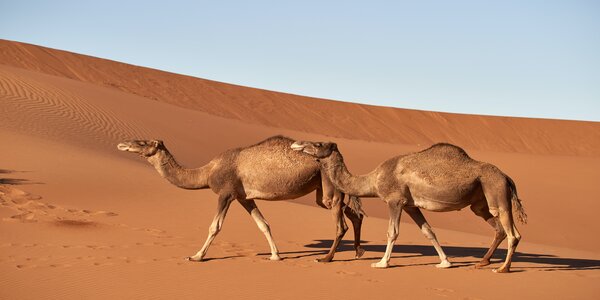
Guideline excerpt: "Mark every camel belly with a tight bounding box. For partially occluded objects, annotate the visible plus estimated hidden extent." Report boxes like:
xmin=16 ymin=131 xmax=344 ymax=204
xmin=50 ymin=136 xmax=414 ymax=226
xmin=409 ymin=196 xmax=469 ymax=212
xmin=241 ymin=175 xmax=320 ymax=200
xmin=243 ymin=188 xmax=313 ymax=200
xmin=407 ymin=182 xmax=482 ymax=212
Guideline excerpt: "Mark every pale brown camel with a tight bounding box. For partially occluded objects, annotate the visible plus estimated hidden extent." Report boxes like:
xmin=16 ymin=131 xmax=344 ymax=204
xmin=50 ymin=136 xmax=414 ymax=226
xmin=118 ymin=135 xmax=365 ymax=262
xmin=291 ymin=141 xmax=527 ymax=273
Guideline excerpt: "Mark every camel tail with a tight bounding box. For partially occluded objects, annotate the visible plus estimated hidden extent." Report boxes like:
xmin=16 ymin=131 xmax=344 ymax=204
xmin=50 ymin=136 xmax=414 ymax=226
xmin=348 ymin=195 xmax=367 ymax=218
xmin=507 ymin=176 xmax=527 ymax=225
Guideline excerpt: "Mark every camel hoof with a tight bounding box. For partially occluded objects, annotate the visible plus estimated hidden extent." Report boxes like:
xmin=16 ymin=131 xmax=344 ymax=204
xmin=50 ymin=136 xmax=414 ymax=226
xmin=355 ymin=248 xmax=366 ymax=259
xmin=475 ymin=260 xmax=490 ymax=268
xmin=186 ymin=256 xmax=203 ymax=262
xmin=269 ymin=255 xmax=283 ymax=261
xmin=315 ymin=257 xmax=333 ymax=263
xmin=493 ymin=267 xmax=509 ymax=273
xmin=436 ymin=260 xmax=452 ymax=269
xmin=371 ymin=262 xmax=389 ymax=269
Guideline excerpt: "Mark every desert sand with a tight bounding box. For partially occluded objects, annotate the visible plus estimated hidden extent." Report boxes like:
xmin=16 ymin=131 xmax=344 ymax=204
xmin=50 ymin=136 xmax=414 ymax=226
xmin=1 ymin=39 xmax=599 ymax=299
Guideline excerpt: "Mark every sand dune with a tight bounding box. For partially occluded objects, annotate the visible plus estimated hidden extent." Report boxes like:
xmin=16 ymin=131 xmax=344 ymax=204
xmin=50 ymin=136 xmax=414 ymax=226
xmin=0 ymin=67 xmax=149 ymax=149
xmin=1 ymin=39 xmax=599 ymax=299
xmin=2 ymin=39 xmax=600 ymax=156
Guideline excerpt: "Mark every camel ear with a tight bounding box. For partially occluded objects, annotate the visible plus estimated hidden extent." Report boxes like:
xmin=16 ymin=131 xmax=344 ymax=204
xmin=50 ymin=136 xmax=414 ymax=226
xmin=330 ymin=143 xmax=338 ymax=151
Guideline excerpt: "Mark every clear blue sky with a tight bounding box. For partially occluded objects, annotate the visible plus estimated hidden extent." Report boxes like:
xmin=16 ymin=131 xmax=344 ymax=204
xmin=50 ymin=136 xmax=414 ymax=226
xmin=1 ymin=1 xmax=599 ymax=121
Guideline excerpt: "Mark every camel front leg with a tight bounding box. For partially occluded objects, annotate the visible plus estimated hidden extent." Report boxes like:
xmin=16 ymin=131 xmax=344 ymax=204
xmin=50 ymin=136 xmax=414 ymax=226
xmin=316 ymin=193 xmax=348 ymax=262
xmin=372 ymin=199 xmax=404 ymax=269
xmin=237 ymin=199 xmax=282 ymax=261
xmin=187 ymin=194 xmax=234 ymax=262
xmin=404 ymin=207 xmax=451 ymax=268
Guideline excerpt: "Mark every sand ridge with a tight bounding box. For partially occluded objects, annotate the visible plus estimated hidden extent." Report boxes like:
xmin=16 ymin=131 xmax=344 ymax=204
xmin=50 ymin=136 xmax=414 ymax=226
xmin=2 ymin=39 xmax=600 ymax=156
xmin=0 ymin=66 xmax=150 ymax=150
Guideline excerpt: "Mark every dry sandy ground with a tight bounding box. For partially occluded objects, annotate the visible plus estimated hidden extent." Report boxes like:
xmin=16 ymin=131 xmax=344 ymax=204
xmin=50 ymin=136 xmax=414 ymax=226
xmin=1 ymin=40 xmax=599 ymax=299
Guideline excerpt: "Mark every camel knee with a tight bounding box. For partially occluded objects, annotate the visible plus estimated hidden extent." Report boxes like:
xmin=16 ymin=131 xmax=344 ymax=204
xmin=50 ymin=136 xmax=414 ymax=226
xmin=257 ymin=222 xmax=271 ymax=234
xmin=512 ymin=225 xmax=522 ymax=241
xmin=208 ymin=226 xmax=220 ymax=236
xmin=208 ymin=221 xmax=223 ymax=236
xmin=508 ymin=234 xmax=520 ymax=247
xmin=496 ymin=230 xmax=507 ymax=240
xmin=492 ymin=223 xmax=506 ymax=240
xmin=336 ymin=224 xmax=348 ymax=238
xmin=514 ymin=231 xmax=521 ymax=241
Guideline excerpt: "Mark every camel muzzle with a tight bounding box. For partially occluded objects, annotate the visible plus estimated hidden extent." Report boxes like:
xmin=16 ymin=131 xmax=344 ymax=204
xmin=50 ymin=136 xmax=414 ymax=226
xmin=117 ymin=143 xmax=130 ymax=151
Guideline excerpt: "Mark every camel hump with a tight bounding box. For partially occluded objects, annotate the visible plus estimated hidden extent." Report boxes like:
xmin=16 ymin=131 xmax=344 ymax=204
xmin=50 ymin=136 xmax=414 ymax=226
xmin=253 ymin=135 xmax=295 ymax=147
xmin=422 ymin=143 xmax=471 ymax=159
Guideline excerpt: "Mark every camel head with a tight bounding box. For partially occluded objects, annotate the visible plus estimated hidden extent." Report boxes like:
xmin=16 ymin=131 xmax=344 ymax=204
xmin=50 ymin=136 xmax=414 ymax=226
xmin=291 ymin=140 xmax=337 ymax=159
xmin=117 ymin=139 xmax=165 ymax=157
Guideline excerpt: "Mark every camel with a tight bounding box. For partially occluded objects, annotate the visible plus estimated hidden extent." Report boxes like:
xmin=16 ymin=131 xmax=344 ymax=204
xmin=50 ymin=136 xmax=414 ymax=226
xmin=291 ymin=140 xmax=527 ymax=273
xmin=117 ymin=135 xmax=366 ymax=262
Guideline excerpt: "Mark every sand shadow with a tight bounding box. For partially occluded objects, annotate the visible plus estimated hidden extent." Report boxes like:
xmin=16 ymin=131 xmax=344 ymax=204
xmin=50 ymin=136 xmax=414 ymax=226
xmin=258 ymin=249 xmax=329 ymax=260
xmin=304 ymin=239 xmax=600 ymax=271
xmin=198 ymin=255 xmax=245 ymax=262
xmin=0 ymin=169 xmax=41 ymax=185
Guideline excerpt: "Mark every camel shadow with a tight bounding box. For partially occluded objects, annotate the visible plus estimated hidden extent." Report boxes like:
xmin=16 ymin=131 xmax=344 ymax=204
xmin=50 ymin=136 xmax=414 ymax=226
xmin=270 ymin=249 xmax=330 ymax=260
xmin=303 ymin=239 xmax=600 ymax=271
xmin=197 ymin=255 xmax=245 ymax=262
xmin=0 ymin=169 xmax=41 ymax=185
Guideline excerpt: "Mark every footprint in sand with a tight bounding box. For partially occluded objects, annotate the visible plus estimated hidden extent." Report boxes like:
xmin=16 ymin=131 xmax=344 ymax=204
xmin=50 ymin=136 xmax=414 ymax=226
xmin=153 ymin=241 xmax=178 ymax=247
xmin=127 ymin=227 xmax=173 ymax=239
xmin=1 ymin=186 xmax=118 ymax=225
xmin=7 ymin=212 xmax=37 ymax=223
xmin=15 ymin=264 xmax=34 ymax=269
xmin=3 ymin=187 xmax=178 ymax=244
xmin=426 ymin=287 xmax=455 ymax=297
xmin=86 ymin=245 xmax=112 ymax=250
xmin=215 ymin=241 xmax=259 ymax=259
xmin=336 ymin=270 xmax=361 ymax=277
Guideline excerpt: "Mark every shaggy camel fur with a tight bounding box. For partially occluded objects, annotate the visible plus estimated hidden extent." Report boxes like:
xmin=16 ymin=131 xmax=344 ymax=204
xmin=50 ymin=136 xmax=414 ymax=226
xmin=292 ymin=141 xmax=527 ymax=273
xmin=118 ymin=136 xmax=365 ymax=262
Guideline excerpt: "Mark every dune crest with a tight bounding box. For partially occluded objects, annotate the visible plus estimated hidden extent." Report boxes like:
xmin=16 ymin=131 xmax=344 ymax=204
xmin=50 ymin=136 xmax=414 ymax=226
xmin=1 ymin=39 xmax=599 ymax=156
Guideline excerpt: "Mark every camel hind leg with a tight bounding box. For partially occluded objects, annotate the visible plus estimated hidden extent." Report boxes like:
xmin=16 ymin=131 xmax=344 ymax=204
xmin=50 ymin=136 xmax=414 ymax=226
xmin=470 ymin=200 xmax=506 ymax=268
xmin=404 ymin=207 xmax=451 ymax=268
xmin=237 ymin=199 xmax=282 ymax=261
xmin=316 ymin=193 xmax=348 ymax=262
xmin=481 ymin=175 xmax=521 ymax=273
xmin=493 ymin=210 xmax=521 ymax=273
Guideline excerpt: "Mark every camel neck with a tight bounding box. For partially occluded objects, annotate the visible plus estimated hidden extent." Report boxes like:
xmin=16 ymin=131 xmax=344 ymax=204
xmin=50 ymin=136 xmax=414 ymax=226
xmin=322 ymin=151 xmax=378 ymax=197
xmin=147 ymin=149 xmax=211 ymax=190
